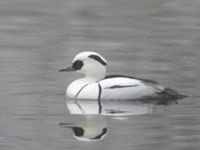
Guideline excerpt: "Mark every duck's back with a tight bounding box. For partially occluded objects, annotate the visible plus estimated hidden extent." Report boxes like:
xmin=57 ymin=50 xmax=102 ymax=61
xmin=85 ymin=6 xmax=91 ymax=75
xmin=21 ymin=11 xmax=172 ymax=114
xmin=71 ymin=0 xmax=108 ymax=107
xmin=99 ymin=75 xmax=165 ymax=100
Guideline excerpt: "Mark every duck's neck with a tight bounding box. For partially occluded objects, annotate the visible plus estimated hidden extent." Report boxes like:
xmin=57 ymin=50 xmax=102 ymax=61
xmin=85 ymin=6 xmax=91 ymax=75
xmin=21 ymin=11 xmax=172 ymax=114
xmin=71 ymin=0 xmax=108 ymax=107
xmin=82 ymin=74 xmax=105 ymax=83
xmin=82 ymin=67 xmax=106 ymax=82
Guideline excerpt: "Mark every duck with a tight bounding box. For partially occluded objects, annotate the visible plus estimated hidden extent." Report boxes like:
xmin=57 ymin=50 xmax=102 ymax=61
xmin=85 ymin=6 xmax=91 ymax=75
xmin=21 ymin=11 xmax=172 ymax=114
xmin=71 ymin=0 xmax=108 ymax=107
xmin=60 ymin=51 xmax=184 ymax=101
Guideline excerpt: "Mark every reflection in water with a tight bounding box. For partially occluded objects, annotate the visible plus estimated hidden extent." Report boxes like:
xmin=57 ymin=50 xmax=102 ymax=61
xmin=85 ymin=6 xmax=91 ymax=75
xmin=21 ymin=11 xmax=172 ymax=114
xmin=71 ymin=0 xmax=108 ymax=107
xmin=60 ymin=115 xmax=107 ymax=141
xmin=63 ymin=97 xmax=181 ymax=141
xmin=66 ymin=98 xmax=179 ymax=116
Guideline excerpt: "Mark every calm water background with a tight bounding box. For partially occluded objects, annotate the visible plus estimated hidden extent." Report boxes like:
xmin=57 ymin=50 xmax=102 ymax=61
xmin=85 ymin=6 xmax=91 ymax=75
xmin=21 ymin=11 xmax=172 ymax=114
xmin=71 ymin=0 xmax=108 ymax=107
xmin=1 ymin=0 xmax=200 ymax=149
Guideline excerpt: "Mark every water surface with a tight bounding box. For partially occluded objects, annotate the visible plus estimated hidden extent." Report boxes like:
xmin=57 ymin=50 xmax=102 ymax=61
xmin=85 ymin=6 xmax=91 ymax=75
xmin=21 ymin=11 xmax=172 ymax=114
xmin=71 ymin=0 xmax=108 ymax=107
xmin=0 ymin=0 xmax=200 ymax=149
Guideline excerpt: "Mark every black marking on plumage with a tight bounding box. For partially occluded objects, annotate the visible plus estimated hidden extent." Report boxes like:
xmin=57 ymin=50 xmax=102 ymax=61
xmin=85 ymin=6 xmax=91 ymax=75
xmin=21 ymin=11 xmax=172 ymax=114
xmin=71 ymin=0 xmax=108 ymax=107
xmin=88 ymin=54 xmax=107 ymax=66
xmin=97 ymin=83 xmax=102 ymax=114
xmin=75 ymin=83 xmax=89 ymax=99
xmin=74 ymin=83 xmax=89 ymax=114
xmin=91 ymin=128 xmax=107 ymax=140
xmin=104 ymin=75 xmax=159 ymax=84
xmin=105 ymin=85 xmax=139 ymax=89
xmin=72 ymin=60 xmax=83 ymax=70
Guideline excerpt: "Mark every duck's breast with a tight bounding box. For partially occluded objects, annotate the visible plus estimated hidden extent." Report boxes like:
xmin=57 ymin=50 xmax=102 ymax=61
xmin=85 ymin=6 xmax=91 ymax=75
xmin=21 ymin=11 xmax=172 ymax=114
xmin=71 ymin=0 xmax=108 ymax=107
xmin=67 ymin=83 xmax=99 ymax=99
xmin=77 ymin=83 xmax=99 ymax=99
xmin=67 ymin=78 xmax=100 ymax=99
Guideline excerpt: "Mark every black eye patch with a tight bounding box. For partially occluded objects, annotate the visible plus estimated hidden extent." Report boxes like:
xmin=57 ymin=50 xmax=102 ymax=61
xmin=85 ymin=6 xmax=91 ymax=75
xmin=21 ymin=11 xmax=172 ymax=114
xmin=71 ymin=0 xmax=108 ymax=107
xmin=72 ymin=60 xmax=83 ymax=70
xmin=73 ymin=127 xmax=84 ymax=137
xmin=88 ymin=54 xmax=107 ymax=66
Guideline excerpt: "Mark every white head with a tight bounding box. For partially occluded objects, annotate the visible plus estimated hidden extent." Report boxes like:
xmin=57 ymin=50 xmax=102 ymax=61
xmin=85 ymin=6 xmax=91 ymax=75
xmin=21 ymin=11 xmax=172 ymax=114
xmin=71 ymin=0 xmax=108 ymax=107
xmin=60 ymin=51 xmax=108 ymax=80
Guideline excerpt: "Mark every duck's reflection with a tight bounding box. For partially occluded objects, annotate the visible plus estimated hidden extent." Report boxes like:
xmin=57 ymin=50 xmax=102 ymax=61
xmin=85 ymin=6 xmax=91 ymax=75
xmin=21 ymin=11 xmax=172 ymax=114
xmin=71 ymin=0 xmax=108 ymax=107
xmin=66 ymin=99 xmax=166 ymax=116
xmin=60 ymin=115 xmax=107 ymax=141
xmin=62 ymin=98 xmax=180 ymax=141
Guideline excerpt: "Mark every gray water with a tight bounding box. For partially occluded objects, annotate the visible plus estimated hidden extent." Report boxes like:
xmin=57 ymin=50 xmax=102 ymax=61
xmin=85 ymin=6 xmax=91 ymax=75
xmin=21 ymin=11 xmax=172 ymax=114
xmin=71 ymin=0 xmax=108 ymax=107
xmin=1 ymin=0 xmax=200 ymax=149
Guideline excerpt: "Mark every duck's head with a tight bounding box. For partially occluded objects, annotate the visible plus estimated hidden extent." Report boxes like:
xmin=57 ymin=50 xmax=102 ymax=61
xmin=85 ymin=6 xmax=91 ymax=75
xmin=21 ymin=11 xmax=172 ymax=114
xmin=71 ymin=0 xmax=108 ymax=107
xmin=60 ymin=51 xmax=107 ymax=80
xmin=67 ymin=125 xmax=107 ymax=141
xmin=59 ymin=116 xmax=107 ymax=141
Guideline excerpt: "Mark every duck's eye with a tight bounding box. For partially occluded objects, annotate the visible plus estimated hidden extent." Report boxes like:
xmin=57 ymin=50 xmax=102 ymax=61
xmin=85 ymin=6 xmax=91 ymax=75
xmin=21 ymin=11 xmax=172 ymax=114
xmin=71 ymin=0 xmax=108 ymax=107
xmin=72 ymin=60 xmax=83 ymax=70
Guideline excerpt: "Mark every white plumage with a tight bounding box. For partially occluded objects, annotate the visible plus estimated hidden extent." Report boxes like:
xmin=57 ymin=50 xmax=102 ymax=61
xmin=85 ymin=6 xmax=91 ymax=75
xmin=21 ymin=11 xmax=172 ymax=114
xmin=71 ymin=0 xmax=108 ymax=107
xmin=60 ymin=51 xmax=181 ymax=101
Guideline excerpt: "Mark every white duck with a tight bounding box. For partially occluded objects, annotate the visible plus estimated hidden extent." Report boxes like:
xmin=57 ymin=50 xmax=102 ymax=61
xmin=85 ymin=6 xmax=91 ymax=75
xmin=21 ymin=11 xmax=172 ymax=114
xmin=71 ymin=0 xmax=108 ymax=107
xmin=60 ymin=51 xmax=183 ymax=101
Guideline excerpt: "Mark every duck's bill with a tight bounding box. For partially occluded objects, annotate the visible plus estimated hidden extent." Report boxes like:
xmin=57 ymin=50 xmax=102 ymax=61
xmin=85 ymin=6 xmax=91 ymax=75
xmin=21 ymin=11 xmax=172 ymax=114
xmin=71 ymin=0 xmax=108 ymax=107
xmin=59 ymin=67 xmax=75 ymax=72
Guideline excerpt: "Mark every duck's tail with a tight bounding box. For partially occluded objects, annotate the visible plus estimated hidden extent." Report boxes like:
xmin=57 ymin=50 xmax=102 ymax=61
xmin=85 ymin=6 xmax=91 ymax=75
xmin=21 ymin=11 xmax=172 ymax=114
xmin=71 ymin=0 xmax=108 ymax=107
xmin=152 ymin=88 xmax=187 ymax=105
